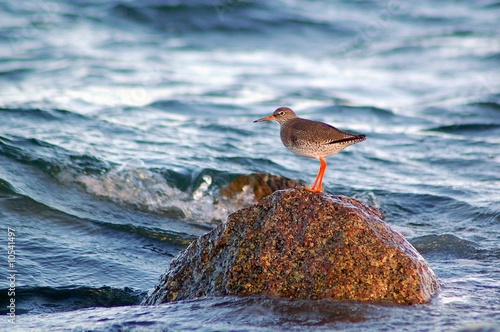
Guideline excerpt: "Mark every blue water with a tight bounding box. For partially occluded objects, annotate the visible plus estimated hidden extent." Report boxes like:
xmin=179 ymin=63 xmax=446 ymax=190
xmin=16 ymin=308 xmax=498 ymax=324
xmin=1 ymin=0 xmax=499 ymax=330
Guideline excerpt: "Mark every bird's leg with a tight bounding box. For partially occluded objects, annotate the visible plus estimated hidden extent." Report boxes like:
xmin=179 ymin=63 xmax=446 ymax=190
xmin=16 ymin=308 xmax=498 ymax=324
xmin=308 ymin=164 xmax=322 ymax=191
xmin=306 ymin=157 xmax=327 ymax=193
xmin=314 ymin=157 xmax=327 ymax=192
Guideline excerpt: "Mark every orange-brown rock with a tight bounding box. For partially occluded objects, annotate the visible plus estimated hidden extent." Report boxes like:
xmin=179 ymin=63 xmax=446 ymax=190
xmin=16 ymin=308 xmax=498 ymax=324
xmin=211 ymin=173 xmax=303 ymax=220
xmin=143 ymin=188 xmax=440 ymax=305
xmin=219 ymin=173 xmax=303 ymax=201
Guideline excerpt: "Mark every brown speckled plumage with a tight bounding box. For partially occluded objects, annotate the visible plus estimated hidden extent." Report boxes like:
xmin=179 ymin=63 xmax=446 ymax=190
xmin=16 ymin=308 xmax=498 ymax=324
xmin=256 ymin=107 xmax=365 ymax=158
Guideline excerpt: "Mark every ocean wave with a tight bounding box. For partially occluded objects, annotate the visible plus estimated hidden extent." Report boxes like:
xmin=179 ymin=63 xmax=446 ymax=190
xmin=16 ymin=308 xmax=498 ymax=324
xmin=0 ymin=286 xmax=144 ymax=315
xmin=104 ymin=0 xmax=352 ymax=40
xmin=0 ymin=133 xmax=262 ymax=224
xmin=410 ymin=234 xmax=482 ymax=258
xmin=72 ymin=160 xmax=193 ymax=217
xmin=0 ymin=107 xmax=87 ymax=120
xmin=426 ymin=123 xmax=500 ymax=135
xmin=68 ymin=161 xmax=259 ymax=223
xmin=0 ymin=134 xmax=110 ymax=179
xmin=465 ymin=101 xmax=500 ymax=111
xmin=319 ymin=105 xmax=396 ymax=122
xmin=109 ymin=0 xmax=260 ymax=33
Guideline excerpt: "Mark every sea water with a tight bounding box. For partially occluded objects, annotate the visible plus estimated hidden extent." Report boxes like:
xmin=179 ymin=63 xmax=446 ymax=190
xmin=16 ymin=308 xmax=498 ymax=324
xmin=0 ymin=0 xmax=499 ymax=330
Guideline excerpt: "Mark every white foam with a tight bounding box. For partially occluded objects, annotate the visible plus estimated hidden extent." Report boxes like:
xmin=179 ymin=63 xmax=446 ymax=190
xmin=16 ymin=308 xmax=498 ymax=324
xmin=58 ymin=160 xmax=256 ymax=224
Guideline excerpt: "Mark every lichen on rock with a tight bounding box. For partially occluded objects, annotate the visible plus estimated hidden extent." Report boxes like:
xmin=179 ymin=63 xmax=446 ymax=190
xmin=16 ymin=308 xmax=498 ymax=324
xmin=143 ymin=187 xmax=439 ymax=305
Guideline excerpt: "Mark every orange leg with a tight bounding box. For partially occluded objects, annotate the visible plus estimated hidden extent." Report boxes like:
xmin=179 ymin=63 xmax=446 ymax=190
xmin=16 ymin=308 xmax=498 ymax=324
xmin=308 ymin=174 xmax=321 ymax=192
xmin=306 ymin=157 xmax=327 ymax=193
xmin=310 ymin=161 xmax=323 ymax=191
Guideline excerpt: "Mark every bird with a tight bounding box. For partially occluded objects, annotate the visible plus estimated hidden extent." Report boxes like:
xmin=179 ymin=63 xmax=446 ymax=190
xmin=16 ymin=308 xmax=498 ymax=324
xmin=254 ymin=107 xmax=366 ymax=193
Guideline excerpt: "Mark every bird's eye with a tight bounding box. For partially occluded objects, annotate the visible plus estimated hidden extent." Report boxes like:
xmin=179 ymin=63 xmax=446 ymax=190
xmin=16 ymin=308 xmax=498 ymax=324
xmin=279 ymin=111 xmax=285 ymax=116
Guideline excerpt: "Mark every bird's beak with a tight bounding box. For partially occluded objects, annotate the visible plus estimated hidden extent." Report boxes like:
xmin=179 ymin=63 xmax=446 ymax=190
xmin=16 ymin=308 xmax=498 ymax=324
xmin=253 ymin=115 xmax=275 ymax=123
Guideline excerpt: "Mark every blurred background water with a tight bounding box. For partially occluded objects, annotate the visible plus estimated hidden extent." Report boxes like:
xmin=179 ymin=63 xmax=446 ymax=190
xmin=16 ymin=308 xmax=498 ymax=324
xmin=0 ymin=0 xmax=499 ymax=330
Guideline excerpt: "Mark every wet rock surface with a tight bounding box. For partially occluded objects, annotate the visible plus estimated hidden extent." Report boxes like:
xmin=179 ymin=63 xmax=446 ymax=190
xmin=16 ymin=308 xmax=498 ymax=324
xmin=219 ymin=173 xmax=304 ymax=201
xmin=144 ymin=188 xmax=440 ymax=305
xmin=214 ymin=173 xmax=303 ymax=213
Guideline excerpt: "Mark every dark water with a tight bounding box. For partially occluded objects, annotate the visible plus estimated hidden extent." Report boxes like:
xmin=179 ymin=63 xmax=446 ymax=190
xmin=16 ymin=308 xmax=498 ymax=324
xmin=1 ymin=0 xmax=499 ymax=330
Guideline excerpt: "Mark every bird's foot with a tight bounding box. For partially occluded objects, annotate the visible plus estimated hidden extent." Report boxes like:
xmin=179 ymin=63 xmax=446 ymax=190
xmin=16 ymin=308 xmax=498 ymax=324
xmin=305 ymin=186 xmax=324 ymax=193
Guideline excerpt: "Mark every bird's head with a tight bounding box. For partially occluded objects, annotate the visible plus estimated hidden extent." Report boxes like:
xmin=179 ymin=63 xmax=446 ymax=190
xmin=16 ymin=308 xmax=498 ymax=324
xmin=254 ymin=107 xmax=297 ymax=125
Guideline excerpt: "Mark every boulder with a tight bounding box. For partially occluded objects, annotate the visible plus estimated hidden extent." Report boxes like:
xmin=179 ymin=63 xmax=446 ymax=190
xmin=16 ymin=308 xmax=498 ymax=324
xmin=210 ymin=173 xmax=303 ymax=222
xmin=219 ymin=173 xmax=304 ymax=201
xmin=143 ymin=188 xmax=439 ymax=305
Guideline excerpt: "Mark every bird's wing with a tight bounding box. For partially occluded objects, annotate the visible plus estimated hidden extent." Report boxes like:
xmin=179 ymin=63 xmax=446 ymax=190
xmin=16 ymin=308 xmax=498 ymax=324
xmin=288 ymin=120 xmax=351 ymax=146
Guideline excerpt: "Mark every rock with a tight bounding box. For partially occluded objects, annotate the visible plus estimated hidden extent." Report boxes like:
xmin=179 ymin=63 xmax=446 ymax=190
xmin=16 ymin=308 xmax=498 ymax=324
xmin=143 ymin=188 xmax=440 ymax=305
xmin=212 ymin=173 xmax=303 ymax=220
xmin=219 ymin=173 xmax=303 ymax=201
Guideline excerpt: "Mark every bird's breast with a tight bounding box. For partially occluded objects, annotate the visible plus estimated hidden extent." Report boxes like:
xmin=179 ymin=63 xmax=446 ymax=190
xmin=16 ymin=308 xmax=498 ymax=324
xmin=280 ymin=122 xmax=318 ymax=158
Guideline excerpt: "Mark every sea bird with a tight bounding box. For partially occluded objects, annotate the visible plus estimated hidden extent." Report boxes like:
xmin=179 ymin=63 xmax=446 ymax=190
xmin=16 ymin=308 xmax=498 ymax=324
xmin=254 ymin=107 xmax=366 ymax=193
